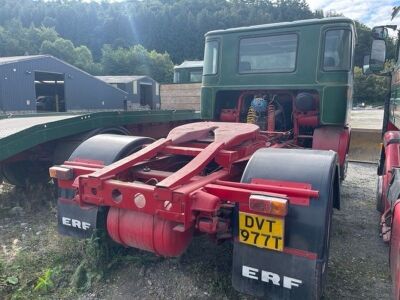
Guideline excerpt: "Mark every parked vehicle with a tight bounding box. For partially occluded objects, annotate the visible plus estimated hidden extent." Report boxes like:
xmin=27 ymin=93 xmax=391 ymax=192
xmin=51 ymin=17 xmax=355 ymax=299
xmin=364 ymin=8 xmax=400 ymax=299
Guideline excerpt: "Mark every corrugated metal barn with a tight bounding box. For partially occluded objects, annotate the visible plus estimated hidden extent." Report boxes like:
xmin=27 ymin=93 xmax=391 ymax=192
xmin=96 ymin=76 xmax=160 ymax=110
xmin=0 ymin=55 xmax=128 ymax=113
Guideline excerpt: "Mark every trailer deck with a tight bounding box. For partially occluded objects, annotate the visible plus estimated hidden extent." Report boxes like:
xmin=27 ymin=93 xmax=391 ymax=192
xmin=0 ymin=110 xmax=200 ymax=162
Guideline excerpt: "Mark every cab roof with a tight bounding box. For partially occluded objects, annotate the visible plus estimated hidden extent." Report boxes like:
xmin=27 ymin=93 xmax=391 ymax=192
xmin=205 ymin=17 xmax=354 ymax=36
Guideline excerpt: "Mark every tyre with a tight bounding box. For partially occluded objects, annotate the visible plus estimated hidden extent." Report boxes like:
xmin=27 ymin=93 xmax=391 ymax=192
xmin=1 ymin=160 xmax=51 ymax=187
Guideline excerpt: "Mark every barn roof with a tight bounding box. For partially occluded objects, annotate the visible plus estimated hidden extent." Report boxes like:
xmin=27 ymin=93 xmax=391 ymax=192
xmin=174 ymin=60 xmax=203 ymax=70
xmin=0 ymin=55 xmax=50 ymax=66
xmin=96 ymin=75 xmax=152 ymax=84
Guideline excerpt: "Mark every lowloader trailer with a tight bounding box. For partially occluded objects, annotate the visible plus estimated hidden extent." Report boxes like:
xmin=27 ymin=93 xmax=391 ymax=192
xmin=0 ymin=110 xmax=200 ymax=187
xmin=52 ymin=17 xmax=355 ymax=299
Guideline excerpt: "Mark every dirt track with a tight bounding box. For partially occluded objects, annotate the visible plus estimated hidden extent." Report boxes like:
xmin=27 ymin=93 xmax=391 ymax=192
xmin=0 ymin=163 xmax=393 ymax=299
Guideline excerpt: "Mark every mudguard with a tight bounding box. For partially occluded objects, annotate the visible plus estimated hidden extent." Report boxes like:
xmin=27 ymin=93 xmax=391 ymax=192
xmin=57 ymin=134 xmax=153 ymax=238
xmin=68 ymin=134 xmax=154 ymax=165
xmin=232 ymin=148 xmax=338 ymax=299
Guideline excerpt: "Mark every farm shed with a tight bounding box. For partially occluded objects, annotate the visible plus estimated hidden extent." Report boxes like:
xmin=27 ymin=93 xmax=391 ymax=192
xmin=96 ymin=75 xmax=160 ymax=110
xmin=0 ymin=55 xmax=128 ymax=114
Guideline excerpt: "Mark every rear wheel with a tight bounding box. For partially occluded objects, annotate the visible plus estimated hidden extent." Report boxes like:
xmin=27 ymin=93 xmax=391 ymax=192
xmin=232 ymin=148 xmax=338 ymax=299
xmin=1 ymin=127 xmax=132 ymax=188
xmin=1 ymin=160 xmax=51 ymax=187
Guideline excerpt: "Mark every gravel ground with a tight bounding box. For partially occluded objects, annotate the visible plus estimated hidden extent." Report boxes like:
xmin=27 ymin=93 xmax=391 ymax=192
xmin=0 ymin=162 xmax=393 ymax=299
xmin=324 ymin=163 xmax=391 ymax=299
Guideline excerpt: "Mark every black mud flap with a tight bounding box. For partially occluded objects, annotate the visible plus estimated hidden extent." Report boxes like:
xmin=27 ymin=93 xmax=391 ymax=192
xmin=57 ymin=199 xmax=103 ymax=238
xmin=232 ymin=242 xmax=322 ymax=299
xmin=233 ymin=148 xmax=337 ymax=299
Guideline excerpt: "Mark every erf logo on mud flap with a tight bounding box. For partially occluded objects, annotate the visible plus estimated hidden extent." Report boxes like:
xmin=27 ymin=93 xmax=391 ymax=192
xmin=242 ymin=265 xmax=302 ymax=289
xmin=62 ymin=217 xmax=91 ymax=230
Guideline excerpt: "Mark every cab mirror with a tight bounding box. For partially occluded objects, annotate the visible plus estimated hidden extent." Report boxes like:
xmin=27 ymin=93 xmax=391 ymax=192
xmin=372 ymin=26 xmax=388 ymax=40
xmin=369 ymin=39 xmax=386 ymax=72
xmin=362 ymin=55 xmax=372 ymax=75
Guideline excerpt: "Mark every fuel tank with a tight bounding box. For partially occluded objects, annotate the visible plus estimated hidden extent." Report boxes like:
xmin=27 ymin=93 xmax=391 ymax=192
xmin=107 ymin=208 xmax=193 ymax=257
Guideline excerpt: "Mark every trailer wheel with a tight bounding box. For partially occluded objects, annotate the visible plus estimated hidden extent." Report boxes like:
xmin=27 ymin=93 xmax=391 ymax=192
xmin=232 ymin=148 xmax=339 ymax=299
xmin=1 ymin=160 xmax=51 ymax=187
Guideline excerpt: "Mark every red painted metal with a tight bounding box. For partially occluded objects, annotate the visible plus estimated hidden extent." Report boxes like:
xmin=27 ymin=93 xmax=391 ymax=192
xmin=292 ymin=97 xmax=319 ymax=142
xmin=381 ymin=131 xmax=400 ymax=212
xmin=156 ymin=141 xmax=225 ymax=189
xmin=283 ymin=247 xmax=318 ymax=260
xmin=89 ymin=138 xmax=170 ymax=181
xmin=213 ymin=179 xmax=318 ymax=206
xmin=376 ymin=131 xmax=400 ymax=297
xmin=56 ymin=122 xmax=325 ymax=257
xmin=390 ymin=200 xmax=400 ymax=300
xmin=312 ymin=126 xmax=350 ymax=166
xmin=107 ymin=208 xmax=193 ymax=257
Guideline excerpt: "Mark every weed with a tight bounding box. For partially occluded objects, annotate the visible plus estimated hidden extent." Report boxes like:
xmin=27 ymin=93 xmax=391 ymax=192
xmin=33 ymin=269 xmax=54 ymax=292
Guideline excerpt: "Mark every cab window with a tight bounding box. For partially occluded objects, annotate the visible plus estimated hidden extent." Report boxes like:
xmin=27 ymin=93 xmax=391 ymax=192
xmin=204 ymin=40 xmax=219 ymax=75
xmin=190 ymin=70 xmax=202 ymax=82
xmin=323 ymin=29 xmax=352 ymax=71
xmin=238 ymin=34 xmax=298 ymax=73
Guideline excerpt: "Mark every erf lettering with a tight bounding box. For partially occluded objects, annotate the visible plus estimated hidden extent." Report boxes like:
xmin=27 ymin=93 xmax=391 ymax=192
xmin=242 ymin=265 xmax=302 ymax=289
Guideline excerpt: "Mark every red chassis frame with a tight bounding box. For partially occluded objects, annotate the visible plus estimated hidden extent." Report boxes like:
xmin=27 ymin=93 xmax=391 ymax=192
xmin=378 ymin=130 xmax=400 ymax=298
xmin=55 ymin=122 xmax=319 ymax=257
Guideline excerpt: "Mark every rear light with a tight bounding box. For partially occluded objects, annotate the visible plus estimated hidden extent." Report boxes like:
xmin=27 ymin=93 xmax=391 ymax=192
xmin=49 ymin=166 xmax=73 ymax=180
xmin=249 ymin=194 xmax=288 ymax=216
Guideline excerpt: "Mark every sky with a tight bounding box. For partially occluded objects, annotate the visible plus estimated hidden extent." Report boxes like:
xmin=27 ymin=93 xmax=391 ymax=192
xmin=307 ymin=0 xmax=400 ymax=31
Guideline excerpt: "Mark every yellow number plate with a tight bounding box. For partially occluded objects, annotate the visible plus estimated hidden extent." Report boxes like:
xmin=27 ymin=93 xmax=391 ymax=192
xmin=239 ymin=212 xmax=284 ymax=251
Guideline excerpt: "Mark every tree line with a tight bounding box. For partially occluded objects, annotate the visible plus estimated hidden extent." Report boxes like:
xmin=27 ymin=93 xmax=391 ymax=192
xmin=0 ymin=0 xmax=396 ymax=103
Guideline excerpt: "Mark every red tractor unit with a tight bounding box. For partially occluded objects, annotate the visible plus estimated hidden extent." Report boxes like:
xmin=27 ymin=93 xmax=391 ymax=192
xmin=51 ymin=18 xmax=355 ymax=299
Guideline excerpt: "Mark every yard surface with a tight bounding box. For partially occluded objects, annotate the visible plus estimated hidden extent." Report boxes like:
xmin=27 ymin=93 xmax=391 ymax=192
xmin=0 ymin=163 xmax=392 ymax=299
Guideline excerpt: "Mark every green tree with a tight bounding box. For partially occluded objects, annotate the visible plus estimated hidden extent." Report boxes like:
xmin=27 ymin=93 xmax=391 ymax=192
xmin=40 ymin=37 xmax=101 ymax=74
xmin=353 ymin=66 xmax=389 ymax=105
xmin=101 ymin=44 xmax=174 ymax=82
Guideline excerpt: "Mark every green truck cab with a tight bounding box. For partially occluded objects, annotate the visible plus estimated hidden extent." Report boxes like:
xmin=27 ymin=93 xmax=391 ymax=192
xmin=202 ymin=17 xmax=355 ymax=126
xmin=173 ymin=60 xmax=204 ymax=83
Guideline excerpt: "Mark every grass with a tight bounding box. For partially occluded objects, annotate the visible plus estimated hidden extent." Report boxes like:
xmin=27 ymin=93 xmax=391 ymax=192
xmin=0 ymin=182 xmax=161 ymax=300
